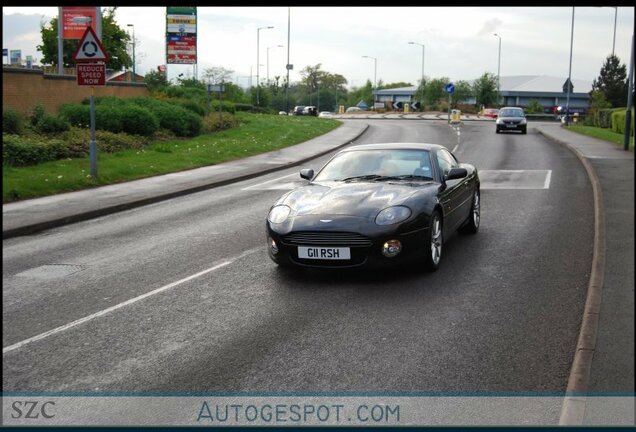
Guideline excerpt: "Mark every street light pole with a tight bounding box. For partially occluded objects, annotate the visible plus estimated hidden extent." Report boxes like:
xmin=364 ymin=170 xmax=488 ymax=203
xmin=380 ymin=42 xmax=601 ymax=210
xmin=565 ymin=7 xmax=575 ymax=126
xmin=267 ymin=44 xmax=283 ymax=86
xmin=494 ymin=33 xmax=501 ymax=106
xmin=612 ymin=7 xmax=617 ymax=56
xmin=408 ymin=41 xmax=425 ymax=110
xmin=362 ymin=55 xmax=377 ymax=110
xmin=256 ymin=25 xmax=274 ymax=107
xmin=127 ymin=24 xmax=135 ymax=82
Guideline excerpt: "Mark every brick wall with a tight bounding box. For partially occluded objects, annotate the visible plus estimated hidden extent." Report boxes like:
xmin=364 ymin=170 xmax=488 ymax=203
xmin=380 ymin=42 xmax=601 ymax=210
xmin=3 ymin=67 xmax=149 ymax=116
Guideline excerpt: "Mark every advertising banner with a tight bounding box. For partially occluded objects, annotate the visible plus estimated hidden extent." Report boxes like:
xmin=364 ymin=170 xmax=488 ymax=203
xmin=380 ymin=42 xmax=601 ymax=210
xmin=166 ymin=6 xmax=196 ymax=64
xmin=62 ymin=7 xmax=98 ymax=39
xmin=10 ymin=50 xmax=21 ymax=65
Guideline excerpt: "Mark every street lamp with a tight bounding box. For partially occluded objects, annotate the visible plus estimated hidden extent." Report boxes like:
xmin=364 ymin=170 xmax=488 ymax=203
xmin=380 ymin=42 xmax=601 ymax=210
xmin=362 ymin=55 xmax=377 ymax=109
xmin=267 ymin=44 xmax=284 ymax=85
xmin=612 ymin=7 xmax=617 ymax=56
xmin=494 ymin=33 xmax=501 ymax=107
xmin=127 ymin=24 xmax=135 ymax=82
xmin=565 ymin=7 xmax=575 ymax=126
xmin=408 ymin=41 xmax=425 ymax=109
xmin=256 ymin=25 xmax=274 ymax=107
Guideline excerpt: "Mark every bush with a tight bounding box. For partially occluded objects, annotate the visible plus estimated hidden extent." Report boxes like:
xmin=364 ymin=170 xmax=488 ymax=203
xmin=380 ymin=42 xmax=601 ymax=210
xmin=35 ymin=114 xmax=70 ymax=134
xmin=210 ymin=100 xmax=236 ymax=114
xmin=59 ymin=104 xmax=91 ymax=127
xmin=173 ymin=98 xmax=205 ymax=116
xmin=203 ymin=112 xmax=239 ymax=133
xmin=596 ymin=108 xmax=614 ymax=128
xmin=2 ymin=134 xmax=64 ymax=166
xmin=2 ymin=128 xmax=152 ymax=167
xmin=610 ymin=109 xmax=635 ymax=135
xmin=234 ymin=103 xmax=254 ymax=112
xmin=3 ymin=109 xmax=24 ymax=134
xmin=29 ymin=104 xmax=46 ymax=127
xmin=119 ymin=105 xmax=159 ymax=136
xmin=525 ymin=99 xmax=544 ymax=114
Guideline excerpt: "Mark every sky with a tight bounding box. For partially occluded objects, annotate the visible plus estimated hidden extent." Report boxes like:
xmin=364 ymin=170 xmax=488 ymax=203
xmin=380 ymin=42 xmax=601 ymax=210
xmin=2 ymin=6 xmax=635 ymax=89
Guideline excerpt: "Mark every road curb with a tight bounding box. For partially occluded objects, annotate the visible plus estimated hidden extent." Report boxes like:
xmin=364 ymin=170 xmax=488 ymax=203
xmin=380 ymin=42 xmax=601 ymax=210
xmin=2 ymin=123 xmax=370 ymax=239
xmin=537 ymin=128 xmax=606 ymax=425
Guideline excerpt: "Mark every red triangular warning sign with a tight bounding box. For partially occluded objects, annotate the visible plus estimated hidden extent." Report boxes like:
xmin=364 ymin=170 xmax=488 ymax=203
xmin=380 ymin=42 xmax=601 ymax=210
xmin=73 ymin=26 xmax=109 ymax=63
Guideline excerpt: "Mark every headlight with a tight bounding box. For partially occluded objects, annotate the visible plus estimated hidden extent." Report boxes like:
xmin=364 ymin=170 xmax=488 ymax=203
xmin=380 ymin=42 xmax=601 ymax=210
xmin=496 ymin=118 xmax=502 ymax=124
xmin=520 ymin=118 xmax=527 ymax=124
xmin=268 ymin=205 xmax=291 ymax=224
xmin=375 ymin=206 xmax=411 ymax=225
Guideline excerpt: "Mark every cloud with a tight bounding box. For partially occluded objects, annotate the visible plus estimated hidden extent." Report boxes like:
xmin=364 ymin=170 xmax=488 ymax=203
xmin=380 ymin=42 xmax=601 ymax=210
xmin=477 ymin=18 xmax=503 ymax=37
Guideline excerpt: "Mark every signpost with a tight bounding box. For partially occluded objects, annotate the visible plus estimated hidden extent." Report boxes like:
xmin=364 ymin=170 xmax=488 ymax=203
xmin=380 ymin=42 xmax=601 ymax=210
xmin=444 ymin=82 xmax=455 ymax=123
xmin=166 ymin=6 xmax=197 ymax=80
xmin=73 ymin=27 xmax=109 ymax=179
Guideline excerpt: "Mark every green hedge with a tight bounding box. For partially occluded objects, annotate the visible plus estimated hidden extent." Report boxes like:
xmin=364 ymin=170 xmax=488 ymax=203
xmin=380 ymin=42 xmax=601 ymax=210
xmin=60 ymin=97 xmax=197 ymax=137
xmin=611 ymin=109 xmax=635 ymax=135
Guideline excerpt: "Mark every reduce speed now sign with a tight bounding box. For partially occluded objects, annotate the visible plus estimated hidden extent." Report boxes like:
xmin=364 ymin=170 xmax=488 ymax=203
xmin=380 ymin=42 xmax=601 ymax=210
xmin=77 ymin=63 xmax=106 ymax=86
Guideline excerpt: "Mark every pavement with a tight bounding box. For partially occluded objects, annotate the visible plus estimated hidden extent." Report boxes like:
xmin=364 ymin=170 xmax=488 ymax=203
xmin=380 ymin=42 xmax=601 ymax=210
xmin=2 ymin=115 xmax=634 ymax=422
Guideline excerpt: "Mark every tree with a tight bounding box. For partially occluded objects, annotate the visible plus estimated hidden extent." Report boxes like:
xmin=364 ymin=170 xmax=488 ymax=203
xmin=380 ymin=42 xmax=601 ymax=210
xmin=202 ymin=66 xmax=234 ymax=85
xmin=37 ymin=7 xmax=132 ymax=71
xmin=451 ymin=80 xmax=473 ymax=107
xmin=424 ymin=77 xmax=449 ymax=109
xmin=525 ymin=99 xmax=544 ymax=114
xmin=472 ymin=72 xmax=498 ymax=107
xmin=591 ymin=54 xmax=628 ymax=108
xmin=144 ymin=69 xmax=168 ymax=91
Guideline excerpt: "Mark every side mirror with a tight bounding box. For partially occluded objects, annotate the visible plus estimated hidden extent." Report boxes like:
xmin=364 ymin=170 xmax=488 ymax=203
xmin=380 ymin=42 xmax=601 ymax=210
xmin=445 ymin=167 xmax=467 ymax=181
xmin=300 ymin=169 xmax=314 ymax=181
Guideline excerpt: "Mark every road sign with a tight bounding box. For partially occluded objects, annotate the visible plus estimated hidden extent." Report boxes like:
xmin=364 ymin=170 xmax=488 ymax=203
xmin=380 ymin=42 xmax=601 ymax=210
xmin=2 ymin=48 xmax=8 ymax=56
xmin=77 ymin=63 xmax=106 ymax=86
xmin=411 ymin=101 xmax=420 ymax=110
xmin=73 ymin=26 xmax=109 ymax=63
xmin=444 ymin=83 xmax=455 ymax=94
xmin=208 ymin=84 xmax=225 ymax=92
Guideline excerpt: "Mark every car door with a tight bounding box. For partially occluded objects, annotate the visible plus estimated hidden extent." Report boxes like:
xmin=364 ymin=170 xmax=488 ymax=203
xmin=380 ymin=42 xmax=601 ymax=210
xmin=435 ymin=149 xmax=471 ymax=234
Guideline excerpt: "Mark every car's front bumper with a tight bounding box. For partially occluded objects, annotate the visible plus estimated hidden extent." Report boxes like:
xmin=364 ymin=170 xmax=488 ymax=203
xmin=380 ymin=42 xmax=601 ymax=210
xmin=266 ymin=220 xmax=429 ymax=269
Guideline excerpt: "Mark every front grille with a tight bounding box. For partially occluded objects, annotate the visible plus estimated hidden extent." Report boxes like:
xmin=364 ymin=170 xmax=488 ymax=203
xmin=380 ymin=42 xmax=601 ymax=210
xmin=282 ymin=231 xmax=373 ymax=247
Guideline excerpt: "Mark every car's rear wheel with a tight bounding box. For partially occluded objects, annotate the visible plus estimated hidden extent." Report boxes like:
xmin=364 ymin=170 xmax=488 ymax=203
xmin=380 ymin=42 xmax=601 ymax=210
xmin=460 ymin=190 xmax=480 ymax=234
xmin=424 ymin=211 xmax=443 ymax=271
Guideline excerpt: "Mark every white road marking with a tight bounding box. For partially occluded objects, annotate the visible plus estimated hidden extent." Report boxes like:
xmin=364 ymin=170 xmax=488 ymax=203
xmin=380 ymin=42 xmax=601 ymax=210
xmin=544 ymin=170 xmax=552 ymax=189
xmin=479 ymin=170 xmax=553 ymax=189
xmin=242 ymin=173 xmax=297 ymax=191
xmin=3 ymin=260 xmax=233 ymax=354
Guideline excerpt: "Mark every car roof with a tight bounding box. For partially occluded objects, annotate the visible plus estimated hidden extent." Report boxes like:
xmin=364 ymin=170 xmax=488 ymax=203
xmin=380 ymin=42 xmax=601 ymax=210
xmin=342 ymin=142 xmax=445 ymax=152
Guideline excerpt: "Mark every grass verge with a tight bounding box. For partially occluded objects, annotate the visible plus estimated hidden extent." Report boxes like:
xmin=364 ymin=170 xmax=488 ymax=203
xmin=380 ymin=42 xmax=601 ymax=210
xmin=565 ymin=124 xmax=634 ymax=152
xmin=3 ymin=112 xmax=341 ymax=202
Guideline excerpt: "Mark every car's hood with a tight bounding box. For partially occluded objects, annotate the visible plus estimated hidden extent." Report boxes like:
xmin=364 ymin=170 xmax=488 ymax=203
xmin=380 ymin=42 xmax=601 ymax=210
xmin=279 ymin=181 xmax=433 ymax=219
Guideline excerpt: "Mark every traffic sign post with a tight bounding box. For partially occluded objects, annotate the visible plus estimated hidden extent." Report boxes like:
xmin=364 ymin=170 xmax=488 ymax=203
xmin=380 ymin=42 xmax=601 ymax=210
xmin=73 ymin=26 xmax=109 ymax=179
xmin=445 ymin=83 xmax=455 ymax=123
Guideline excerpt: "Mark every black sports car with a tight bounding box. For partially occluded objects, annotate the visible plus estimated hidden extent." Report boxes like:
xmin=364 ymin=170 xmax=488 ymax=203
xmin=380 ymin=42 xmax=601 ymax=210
xmin=266 ymin=143 xmax=480 ymax=270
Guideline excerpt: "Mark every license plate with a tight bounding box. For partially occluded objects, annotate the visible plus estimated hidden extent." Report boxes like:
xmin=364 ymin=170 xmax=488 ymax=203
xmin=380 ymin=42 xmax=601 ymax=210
xmin=506 ymin=124 xmax=517 ymax=128
xmin=298 ymin=246 xmax=351 ymax=260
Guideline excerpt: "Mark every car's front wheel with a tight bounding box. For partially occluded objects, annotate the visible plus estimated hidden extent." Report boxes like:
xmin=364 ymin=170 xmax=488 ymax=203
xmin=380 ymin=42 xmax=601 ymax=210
xmin=424 ymin=211 xmax=443 ymax=271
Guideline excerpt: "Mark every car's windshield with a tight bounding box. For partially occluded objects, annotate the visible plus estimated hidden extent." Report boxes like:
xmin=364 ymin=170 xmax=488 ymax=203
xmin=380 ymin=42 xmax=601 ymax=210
xmin=314 ymin=149 xmax=433 ymax=182
xmin=499 ymin=109 xmax=524 ymax=117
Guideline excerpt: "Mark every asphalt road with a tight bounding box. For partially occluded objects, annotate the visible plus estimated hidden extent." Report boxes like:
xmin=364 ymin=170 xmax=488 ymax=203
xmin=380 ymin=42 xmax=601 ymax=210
xmin=3 ymin=120 xmax=594 ymax=394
